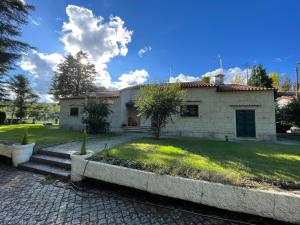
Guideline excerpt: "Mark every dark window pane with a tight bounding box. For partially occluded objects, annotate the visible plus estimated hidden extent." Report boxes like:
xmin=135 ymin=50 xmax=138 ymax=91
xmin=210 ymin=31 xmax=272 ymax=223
xmin=70 ymin=107 xmax=79 ymax=116
xmin=181 ymin=105 xmax=199 ymax=117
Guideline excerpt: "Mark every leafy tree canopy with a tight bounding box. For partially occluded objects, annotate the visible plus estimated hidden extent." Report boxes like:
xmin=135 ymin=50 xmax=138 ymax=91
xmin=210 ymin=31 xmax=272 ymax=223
xmin=232 ymin=75 xmax=244 ymax=85
xmin=280 ymin=75 xmax=292 ymax=92
xmin=135 ymin=83 xmax=185 ymax=139
xmin=248 ymin=65 xmax=272 ymax=88
xmin=279 ymin=98 xmax=300 ymax=127
xmin=50 ymin=51 xmax=97 ymax=100
xmin=82 ymin=101 xmax=111 ymax=134
xmin=8 ymin=74 xmax=38 ymax=120
xmin=201 ymin=76 xmax=210 ymax=84
xmin=268 ymin=73 xmax=280 ymax=89
xmin=0 ymin=0 xmax=34 ymax=100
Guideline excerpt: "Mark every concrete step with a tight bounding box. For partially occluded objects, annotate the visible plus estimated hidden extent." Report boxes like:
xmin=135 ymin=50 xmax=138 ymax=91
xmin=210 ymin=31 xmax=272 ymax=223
xmin=18 ymin=161 xmax=70 ymax=180
xmin=124 ymin=126 xmax=155 ymax=133
xmin=38 ymin=149 xmax=70 ymax=159
xmin=31 ymin=154 xmax=71 ymax=169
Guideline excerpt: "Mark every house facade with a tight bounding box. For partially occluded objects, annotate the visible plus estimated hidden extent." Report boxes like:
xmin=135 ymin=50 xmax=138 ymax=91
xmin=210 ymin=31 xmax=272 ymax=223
xmin=59 ymin=76 xmax=276 ymax=141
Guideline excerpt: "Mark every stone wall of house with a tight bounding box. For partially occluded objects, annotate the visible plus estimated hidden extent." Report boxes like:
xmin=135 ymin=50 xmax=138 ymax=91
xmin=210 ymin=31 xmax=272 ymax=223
xmin=59 ymin=99 xmax=86 ymax=130
xmin=59 ymin=98 xmax=123 ymax=132
xmin=162 ymin=88 xmax=276 ymax=141
xmin=60 ymin=87 xmax=276 ymax=141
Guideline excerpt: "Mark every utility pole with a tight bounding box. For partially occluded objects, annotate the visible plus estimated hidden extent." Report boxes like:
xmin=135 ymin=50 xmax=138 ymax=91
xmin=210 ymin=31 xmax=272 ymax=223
xmin=244 ymin=63 xmax=249 ymax=85
xmin=296 ymin=65 xmax=299 ymax=100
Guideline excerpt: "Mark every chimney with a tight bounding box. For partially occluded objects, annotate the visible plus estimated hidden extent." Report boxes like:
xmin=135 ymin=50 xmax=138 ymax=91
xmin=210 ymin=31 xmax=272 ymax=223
xmin=214 ymin=74 xmax=224 ymax=85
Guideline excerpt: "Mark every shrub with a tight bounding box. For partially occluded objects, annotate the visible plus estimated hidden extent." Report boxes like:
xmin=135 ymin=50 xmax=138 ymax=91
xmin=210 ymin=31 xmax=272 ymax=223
xmin=279 ymin=98 xmax=300 ymax=127
xmin=0 ymin=111 xmax=6 ymax=124
xmin=135 ymin=83 xmax=185 ymax=139
xmin=21 ymin=128 xmax=28 ymax=145
xmin=80 ymin=130 xmax=87 ymax=155
xmin=82 ymin=102 xmax=111 ymax=134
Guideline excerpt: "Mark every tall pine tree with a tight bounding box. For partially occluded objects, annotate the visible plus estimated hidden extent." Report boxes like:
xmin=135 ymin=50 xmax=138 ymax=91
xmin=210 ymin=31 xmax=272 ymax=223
xmin=50 ymin=51 xmax=97 ymax=100
xmin=0 ymin=0 xmax=34 ymax=100
xmin=248 ymin=65 xmax=272 ymax=88
xmin=8 ymin=74 xmax=38 ymax=121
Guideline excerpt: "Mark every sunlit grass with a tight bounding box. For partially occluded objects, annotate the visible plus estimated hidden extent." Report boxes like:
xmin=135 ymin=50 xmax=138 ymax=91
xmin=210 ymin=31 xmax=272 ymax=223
xmin=94 ymin=137 xmax=300 ymax=188
xmin=0 ymin=124 xmax=82 ymax=146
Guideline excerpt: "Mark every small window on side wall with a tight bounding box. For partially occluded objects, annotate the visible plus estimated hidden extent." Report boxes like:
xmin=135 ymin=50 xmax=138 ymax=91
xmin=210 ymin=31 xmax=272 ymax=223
xmin=181 ymin=105 xmax=199 ymax=117
xmin=70 ymin=107 xmax=79 ymax=116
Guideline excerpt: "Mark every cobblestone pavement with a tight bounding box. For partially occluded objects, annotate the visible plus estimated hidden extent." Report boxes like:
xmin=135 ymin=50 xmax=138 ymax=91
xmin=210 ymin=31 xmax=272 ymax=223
xmin=0 ymin=163 xmax=290 ymax=225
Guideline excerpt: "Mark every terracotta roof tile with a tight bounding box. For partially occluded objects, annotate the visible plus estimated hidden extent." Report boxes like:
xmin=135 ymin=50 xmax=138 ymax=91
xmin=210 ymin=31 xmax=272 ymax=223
xmin=217 ymin=84 xmax=274 ymax=92
xmin=179 ymin=81 xmax=215 ymax=88
xmin=61 ymin=83 xmax=274 ymax=100
xmin=60 ymin=91 xmax=120 ymax=100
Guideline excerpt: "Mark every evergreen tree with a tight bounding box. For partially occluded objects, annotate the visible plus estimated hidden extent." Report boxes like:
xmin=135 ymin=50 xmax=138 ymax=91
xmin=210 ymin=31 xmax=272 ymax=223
xmin=248 ymin=65 xmax=272 ymax=88
xmin=0 ymin=0 xmax=34 ymax=100
xmin=8 ymin=74 xmax=38 ymax=121
xmin=280 ymin=75 xmax=292 ymax=92
xmin=50 ymin=51 xmax=97 ymax=100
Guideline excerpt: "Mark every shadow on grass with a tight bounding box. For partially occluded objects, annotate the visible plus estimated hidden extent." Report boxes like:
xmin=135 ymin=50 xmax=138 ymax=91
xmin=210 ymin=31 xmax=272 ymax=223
xmin=100 ymin=137 xmax=300 ymax=183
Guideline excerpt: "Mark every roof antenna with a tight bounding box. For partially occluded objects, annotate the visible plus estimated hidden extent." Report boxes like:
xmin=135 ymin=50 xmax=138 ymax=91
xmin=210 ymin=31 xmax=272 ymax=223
xmin=217 ymin=54 xmax=223 ymax=69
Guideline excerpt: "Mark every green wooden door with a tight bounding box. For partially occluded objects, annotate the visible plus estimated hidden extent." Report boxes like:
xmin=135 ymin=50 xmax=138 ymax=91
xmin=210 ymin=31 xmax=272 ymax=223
xmin=236 ymin=110 xmax=256 ymax=137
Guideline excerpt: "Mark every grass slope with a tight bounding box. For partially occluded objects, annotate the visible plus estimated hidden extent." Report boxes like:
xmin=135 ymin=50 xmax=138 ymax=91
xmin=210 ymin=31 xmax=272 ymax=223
xmin=0 ymin=124 xmax=82 ymax=146
xmin=93 ymin=137 xmax=300 ymax=189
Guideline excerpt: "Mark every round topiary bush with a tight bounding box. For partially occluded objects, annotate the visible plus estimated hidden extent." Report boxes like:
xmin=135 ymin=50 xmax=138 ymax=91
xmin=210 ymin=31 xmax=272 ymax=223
xmin=0 ymin=111 xmax=6 ymax=124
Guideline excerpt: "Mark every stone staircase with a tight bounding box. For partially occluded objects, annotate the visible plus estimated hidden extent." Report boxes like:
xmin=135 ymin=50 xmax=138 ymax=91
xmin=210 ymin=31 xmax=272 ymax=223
xmin=19 ymin=148 xmax=71 ymax=180
xmin=123 ymin=126 xmax=154 ymax=133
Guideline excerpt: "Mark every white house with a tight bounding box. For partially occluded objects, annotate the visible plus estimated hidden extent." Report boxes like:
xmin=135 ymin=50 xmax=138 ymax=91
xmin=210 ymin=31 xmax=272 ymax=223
xmin=59 ymin=75 xmax=276 ymax=141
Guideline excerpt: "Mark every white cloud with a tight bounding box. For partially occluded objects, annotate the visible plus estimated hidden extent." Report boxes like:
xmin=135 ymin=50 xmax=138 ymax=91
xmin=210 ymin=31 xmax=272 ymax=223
xmin=138 ymin=46 xmax=152 ymax=57
xmin=61 ymin=5 xmax=133 ymax=87
xmin=201 ymin=67 xmax=251 ymax=85
xmin=169 ymin=74 xmax=199 ymax=83
xmin=19 ymin=5 xmax=150 ymax=101
xmin=169 ymin=67 xmax=251 ymax=85
xmin=19 ymin=50 xmax=64 ymax=94
xmin=110 ymin=69 xmax=149 ymax=89
xmin=272 ymin=58 xmax=282 ymax=63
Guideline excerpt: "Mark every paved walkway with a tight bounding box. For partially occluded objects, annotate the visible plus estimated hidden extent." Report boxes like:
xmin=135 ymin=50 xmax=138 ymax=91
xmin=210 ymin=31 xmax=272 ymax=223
xmin=0 ymin=163 xmax=290 ymax=225
xmin=43 ymin=133 xmax=149 ymax=154
xmin=276 ymin=137 xmax=300 ymax=146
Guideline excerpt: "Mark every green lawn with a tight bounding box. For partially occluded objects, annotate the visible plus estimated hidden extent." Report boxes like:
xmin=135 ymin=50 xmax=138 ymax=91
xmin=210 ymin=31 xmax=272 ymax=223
xmin=279 ymin=134 xmax=300 ymax=142
xmin=0 ymin=124 xmax=82 ymax=146
xmin=93 ymin=137 xmax=300 ymax=189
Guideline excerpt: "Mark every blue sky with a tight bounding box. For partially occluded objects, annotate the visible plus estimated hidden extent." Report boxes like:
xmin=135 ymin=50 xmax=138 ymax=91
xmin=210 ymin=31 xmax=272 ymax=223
xmin=16 ymin=0 xmax=300 ymax=101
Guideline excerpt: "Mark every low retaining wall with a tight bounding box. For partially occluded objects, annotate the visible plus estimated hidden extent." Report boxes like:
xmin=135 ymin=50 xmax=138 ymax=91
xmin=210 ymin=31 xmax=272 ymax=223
xmin=0 ymin=143 xmax=35 ymax=167
xmin=71 ymin=154 xmax=300 ymax=224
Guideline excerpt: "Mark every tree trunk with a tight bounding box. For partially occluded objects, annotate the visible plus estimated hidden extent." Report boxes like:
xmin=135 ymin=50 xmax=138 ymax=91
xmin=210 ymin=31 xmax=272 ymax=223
xmin=155 ymin=121 xmax=161 ymax=140
xmin=10 ymin=103 xmax=16 ymax=125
